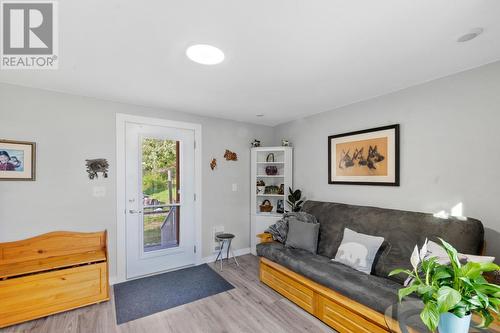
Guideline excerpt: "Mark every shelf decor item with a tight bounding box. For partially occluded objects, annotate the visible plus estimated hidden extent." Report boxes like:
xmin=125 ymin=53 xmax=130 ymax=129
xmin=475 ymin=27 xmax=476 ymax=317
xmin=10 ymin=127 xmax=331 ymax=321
xmin=251 ymin=139 xmax=261 ymax=148
xmin=281 ymin=139 xmax=290 ymax=147
xmin=389 ymin=238 xmax=500 ymax=333
xmin=259 ymin=199 xmax=273 ymax=213
xmin=256 ymin=180 xmax=266 ymax=194
xmin=265 ymin=165 xmax=278 ymax=175
xmin=266 ymin=153 xmax=275 ymax=162
xmin=0 ymin=139 xmax=36 ymax=181
xmin=264 ymin=185 xmax=279 ymax=194
xmin=328 ymin=124 xmax=399 ymax=186
xmin=276 ymin=199 xmax=285 ymax=214
xmin=278 ymin=184 xmax=285 ymax=195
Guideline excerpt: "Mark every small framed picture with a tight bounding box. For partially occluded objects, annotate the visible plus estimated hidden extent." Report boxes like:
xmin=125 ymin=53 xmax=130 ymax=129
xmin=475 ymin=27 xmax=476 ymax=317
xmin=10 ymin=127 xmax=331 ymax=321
xmin=328 ymin=124 xmax=399 ymax=186
xmin=0 ymin=139 xmax=36 ymax=181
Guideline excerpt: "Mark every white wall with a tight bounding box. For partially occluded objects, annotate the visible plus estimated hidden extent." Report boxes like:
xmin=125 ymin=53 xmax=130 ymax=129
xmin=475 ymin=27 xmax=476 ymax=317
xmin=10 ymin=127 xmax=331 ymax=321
xmin=274 ymin=61 xmax=500 ymax=261
xmin=0 ymin=83 xmax=273 ymax=281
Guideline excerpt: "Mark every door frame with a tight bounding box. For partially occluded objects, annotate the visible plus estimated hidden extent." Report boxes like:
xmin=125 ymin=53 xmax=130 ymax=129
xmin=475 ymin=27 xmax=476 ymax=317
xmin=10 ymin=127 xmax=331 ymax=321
xmin=116 ymin=113 xmax=202 ymax=283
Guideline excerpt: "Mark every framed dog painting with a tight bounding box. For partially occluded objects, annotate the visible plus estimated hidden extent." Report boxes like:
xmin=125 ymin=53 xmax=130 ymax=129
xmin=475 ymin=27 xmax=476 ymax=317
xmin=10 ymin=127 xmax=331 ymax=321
xmin=328 ymin=124 xmax=399 ymax=186
xmin=0 ymin=139 xmax=36 ymax=181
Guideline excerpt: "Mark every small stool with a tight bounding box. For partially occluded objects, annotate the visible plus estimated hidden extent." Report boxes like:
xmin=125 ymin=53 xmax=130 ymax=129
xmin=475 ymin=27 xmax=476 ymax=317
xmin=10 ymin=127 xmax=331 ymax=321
xmin=215 ymin=233 xmax=239 ymax=270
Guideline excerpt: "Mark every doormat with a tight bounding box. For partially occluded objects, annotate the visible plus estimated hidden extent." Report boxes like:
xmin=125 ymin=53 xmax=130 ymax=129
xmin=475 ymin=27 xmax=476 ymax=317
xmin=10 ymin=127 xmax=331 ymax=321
xmin=113 ymin=264 xmax=234 ymax=324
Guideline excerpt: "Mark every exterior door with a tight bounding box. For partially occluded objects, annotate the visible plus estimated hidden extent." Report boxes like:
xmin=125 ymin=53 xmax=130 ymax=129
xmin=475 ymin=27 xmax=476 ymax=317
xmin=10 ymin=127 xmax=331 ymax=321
xmin=125 ymin=122 xmax=196 ymax=279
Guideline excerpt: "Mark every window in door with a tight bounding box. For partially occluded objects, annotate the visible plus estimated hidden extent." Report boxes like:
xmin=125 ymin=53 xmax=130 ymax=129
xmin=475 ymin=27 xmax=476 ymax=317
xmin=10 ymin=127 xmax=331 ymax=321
xmin=141 ymin=138 xmax=180 ymax=252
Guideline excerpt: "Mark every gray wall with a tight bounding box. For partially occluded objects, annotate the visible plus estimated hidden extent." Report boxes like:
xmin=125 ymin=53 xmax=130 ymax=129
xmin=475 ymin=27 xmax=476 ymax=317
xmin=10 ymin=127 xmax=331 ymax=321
xmin=274 ymin=61 xmax=500 ymax=261
xmin=0 ymin=83 xmax=273 ymax=281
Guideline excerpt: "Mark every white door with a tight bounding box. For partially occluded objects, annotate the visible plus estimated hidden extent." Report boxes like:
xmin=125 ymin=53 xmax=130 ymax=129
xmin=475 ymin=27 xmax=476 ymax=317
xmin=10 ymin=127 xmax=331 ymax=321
xmin=125 ymin=122 xmax=196 ymax=279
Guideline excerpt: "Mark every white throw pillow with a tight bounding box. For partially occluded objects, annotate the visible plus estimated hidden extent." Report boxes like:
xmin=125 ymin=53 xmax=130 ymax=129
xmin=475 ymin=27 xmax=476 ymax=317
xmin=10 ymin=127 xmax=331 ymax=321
xmin=425 ymin=240 xmax=494 ymax=264
xmin=332 ymin=228 xmax=385 ymax=274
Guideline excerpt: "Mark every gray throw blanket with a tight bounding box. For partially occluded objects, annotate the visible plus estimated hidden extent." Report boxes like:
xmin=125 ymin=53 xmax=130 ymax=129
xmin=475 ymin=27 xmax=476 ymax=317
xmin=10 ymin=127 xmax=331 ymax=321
xmin=265 ymin=212 xmax=318 ymax=243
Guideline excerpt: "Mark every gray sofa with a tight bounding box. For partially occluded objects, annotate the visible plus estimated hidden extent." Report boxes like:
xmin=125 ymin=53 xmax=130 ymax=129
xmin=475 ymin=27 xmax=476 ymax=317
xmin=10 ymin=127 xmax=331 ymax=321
xmin=256 ymin=200 xmax=484 ymax=315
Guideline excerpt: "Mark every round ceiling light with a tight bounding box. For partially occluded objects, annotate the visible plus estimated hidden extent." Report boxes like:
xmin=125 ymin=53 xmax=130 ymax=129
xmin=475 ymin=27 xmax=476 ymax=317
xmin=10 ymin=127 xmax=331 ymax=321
xmin=457 ymin=28 xmax=483 ymax=43
xmin=186 ymin=44 xmax=225 ymax=65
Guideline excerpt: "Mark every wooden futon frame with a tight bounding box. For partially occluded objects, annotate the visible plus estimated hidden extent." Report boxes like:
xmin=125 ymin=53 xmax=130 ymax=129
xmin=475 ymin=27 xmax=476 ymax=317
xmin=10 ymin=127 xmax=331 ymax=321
xmin=0 ymin=231 xmax=109 ymax=328
xmin=257 ymin=233 xmax=392 ymax=333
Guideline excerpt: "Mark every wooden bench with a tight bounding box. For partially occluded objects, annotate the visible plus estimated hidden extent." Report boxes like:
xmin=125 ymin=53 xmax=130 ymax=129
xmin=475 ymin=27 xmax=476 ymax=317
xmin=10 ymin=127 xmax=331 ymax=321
xmin=0 ymin=231 xmax=110 ymax=328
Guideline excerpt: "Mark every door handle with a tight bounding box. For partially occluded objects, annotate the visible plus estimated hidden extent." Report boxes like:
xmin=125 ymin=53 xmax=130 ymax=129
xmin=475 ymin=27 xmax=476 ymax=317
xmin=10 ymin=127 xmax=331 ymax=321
xmin=129 ymin=210 xmax=142 ymax=214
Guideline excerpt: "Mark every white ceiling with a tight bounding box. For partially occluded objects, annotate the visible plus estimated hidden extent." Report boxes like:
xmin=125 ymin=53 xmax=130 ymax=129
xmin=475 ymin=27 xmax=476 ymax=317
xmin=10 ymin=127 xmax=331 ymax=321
xmin=1 ymin=0 xmax=500 ymax=126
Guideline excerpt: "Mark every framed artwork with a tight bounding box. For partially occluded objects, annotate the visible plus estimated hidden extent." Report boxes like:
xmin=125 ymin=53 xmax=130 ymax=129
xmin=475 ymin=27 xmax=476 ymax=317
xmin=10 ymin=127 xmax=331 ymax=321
xmin=0 ymin=139 xmax=36 ymax=181
xmin=328 ymin=124 xmax=399 ymax=186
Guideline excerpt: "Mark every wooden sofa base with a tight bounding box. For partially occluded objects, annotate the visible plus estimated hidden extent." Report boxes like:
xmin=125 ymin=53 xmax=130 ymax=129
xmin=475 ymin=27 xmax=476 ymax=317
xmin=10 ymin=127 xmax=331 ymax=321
xmin=259 ymin=257 xmax=389 ymax=333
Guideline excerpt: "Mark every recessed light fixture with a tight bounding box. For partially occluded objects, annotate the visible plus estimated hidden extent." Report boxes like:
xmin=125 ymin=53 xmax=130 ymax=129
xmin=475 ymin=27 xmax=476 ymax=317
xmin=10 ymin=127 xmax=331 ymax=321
xmin=457 ymin=28 xmax=483 ymax=43
xmin=256 ymin=114 xmax=264 ymax=117
xmin=186 ymin=44 xmax=225 ymax=65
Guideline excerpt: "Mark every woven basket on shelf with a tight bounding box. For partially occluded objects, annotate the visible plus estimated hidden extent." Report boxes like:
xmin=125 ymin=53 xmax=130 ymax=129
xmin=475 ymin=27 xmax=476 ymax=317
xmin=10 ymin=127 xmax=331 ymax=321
xmin=259 ymin=199 xmax=274 ymax=213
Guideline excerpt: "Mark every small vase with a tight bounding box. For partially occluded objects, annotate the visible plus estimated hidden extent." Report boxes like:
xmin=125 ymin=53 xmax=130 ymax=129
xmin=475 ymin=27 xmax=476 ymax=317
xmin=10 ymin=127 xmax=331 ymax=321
xmin=438 ymin=312 xmax=471 ymax=333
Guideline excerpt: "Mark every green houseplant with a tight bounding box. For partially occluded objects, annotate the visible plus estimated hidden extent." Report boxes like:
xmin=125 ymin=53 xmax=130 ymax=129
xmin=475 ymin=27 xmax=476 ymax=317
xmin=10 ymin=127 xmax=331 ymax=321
xmin=389 ymin=239 xmax=500 ymax=332
xmin=286 ymin=187 xmax=304 ymax=212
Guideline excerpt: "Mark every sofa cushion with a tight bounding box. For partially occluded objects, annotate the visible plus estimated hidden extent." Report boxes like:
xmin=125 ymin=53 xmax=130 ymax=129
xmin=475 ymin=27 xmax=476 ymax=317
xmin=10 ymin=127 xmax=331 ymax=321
xmin=301 ymin=201 xmax=484 ymax=284
xmin=333 ymin=228 xmax=384 ymax=274
xmin=257 ymin=241 xmax=405 ymax=314
xmin=285 ymin=219 xmax=320 ymax=254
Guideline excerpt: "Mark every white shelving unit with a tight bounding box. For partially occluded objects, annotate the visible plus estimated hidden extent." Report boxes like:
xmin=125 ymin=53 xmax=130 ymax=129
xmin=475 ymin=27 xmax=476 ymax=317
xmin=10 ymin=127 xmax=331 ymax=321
xmin=250 ymin=146 xmax=293 ymax=255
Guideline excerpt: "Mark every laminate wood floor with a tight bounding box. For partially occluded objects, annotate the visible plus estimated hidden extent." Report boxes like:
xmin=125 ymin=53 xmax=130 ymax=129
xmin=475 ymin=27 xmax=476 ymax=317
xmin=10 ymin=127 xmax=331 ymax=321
xmin=1 ymin=254 xmax=335 ymax=333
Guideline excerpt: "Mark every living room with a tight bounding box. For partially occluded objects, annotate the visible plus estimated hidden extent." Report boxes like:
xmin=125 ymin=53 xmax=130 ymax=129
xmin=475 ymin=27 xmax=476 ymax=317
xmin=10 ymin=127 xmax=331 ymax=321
xmin=0 ymin=1 xmax=499 ymax=332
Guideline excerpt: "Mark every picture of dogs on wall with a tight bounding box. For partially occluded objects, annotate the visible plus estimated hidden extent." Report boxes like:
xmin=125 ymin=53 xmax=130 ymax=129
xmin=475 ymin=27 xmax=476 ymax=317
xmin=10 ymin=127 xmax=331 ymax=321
xmin=328 ymin=125 xmax=399 ymax=186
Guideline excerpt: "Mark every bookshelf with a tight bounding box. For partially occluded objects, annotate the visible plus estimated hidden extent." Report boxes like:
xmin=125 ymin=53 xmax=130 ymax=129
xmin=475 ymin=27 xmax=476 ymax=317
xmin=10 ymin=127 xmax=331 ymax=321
xmin=250 ymin=146 xmax=293 ymax=254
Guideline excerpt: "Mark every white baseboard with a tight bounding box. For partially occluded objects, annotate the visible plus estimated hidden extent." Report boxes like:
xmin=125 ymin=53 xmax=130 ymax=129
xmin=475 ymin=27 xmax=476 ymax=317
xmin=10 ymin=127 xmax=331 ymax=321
xmin=201 ymin=247 xmax=251 ymax=264
xmin=109 ymin=248 xmax=252 ymax=285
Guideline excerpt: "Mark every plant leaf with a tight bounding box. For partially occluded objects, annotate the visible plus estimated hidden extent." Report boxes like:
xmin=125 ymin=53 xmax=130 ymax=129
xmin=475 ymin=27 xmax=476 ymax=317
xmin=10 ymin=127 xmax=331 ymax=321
xmin=476 ymin=308 xmax=494 ymax=328
xmin=398 ymin=285 xmax=419 ymax=302
xmin=389 ymin=268 xmax=412 ymax=277
xmin=420 ymin=302 xmax=440 ymax=331
xmin=410 ymin=245 xmax=420 ymax=270
xmin=438 ymin=238 xmax=461 ymax=269
xmin=437 ymin=286 xmax=462 ymax=312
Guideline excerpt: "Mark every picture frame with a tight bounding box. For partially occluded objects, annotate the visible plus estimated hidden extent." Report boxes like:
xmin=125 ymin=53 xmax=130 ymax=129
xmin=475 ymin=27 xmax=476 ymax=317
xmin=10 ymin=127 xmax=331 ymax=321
xmin=328 ymin=124 xmax=399 ymax=186
xmin=0 ymin=139 xmax=36 ymax=181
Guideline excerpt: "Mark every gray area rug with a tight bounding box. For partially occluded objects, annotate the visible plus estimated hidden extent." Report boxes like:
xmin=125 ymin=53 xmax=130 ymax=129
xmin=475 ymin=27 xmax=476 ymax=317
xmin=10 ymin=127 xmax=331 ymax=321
xmin=113 ymin=264 xmax=234 ymax=324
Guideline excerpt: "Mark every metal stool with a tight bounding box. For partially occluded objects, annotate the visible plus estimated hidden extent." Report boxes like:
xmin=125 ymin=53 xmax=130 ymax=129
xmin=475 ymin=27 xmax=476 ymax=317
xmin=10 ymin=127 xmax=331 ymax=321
xmin=215 ymin=233 xmax=239 ymax=270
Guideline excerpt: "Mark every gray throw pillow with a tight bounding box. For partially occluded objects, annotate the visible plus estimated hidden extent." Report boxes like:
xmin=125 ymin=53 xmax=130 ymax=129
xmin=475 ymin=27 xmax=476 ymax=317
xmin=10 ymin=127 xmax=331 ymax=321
xmin=333 ymin=228 xmax=384 ymax=274
xmin=285 ymin=219 xmax=320 ymax=254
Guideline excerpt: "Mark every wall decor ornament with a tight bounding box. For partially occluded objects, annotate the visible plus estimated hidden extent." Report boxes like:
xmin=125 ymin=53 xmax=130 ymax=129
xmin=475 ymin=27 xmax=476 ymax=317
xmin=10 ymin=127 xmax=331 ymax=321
xmin=328 ymin=124 xmax=400 ymax=186
xmin=210 ymin=158 xmax=217 ymax=170
xmin=251 ymin=139 xmax=261 ymax=148
xmin=85 ymin=158 xmax=109 ymax=179
xmin=0 ymin=139 xmax=36 ymax=181
xmin=224 ymin=149 xmax=238 ymax=161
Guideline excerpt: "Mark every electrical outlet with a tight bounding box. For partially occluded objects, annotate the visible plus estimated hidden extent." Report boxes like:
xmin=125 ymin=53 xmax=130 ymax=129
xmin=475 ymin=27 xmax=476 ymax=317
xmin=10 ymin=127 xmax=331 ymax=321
xmin=213 ymin=225 xmax=224 ymax=252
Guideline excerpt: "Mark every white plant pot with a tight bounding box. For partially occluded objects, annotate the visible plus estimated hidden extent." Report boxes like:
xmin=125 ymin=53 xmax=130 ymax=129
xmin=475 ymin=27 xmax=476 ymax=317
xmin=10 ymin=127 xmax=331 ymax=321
xmin=438 ymin=312 xmax=471 ymax=333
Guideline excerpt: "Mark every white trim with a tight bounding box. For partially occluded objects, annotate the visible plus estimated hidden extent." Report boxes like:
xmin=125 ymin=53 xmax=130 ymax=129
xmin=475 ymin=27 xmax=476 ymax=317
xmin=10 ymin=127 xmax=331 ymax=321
xmin=115 ymin=113 xmax=203 ymax=284
xmin=201 ymin=247 xmax=251 ymax=264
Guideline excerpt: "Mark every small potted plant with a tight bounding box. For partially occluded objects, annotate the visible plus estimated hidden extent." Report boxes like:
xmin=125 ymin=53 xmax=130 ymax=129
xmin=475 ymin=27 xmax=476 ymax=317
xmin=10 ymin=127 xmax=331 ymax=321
xmin=390 ymin=238 xmax=500 ymax=333
xmin=286 ymin=187 xmax=304 ymax=212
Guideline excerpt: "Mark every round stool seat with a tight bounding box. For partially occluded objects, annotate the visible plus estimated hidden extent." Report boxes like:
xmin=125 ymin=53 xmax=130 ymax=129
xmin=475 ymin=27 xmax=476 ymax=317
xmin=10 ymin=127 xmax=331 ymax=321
xmin=216 ymin=233 xmax=235 ymax=240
